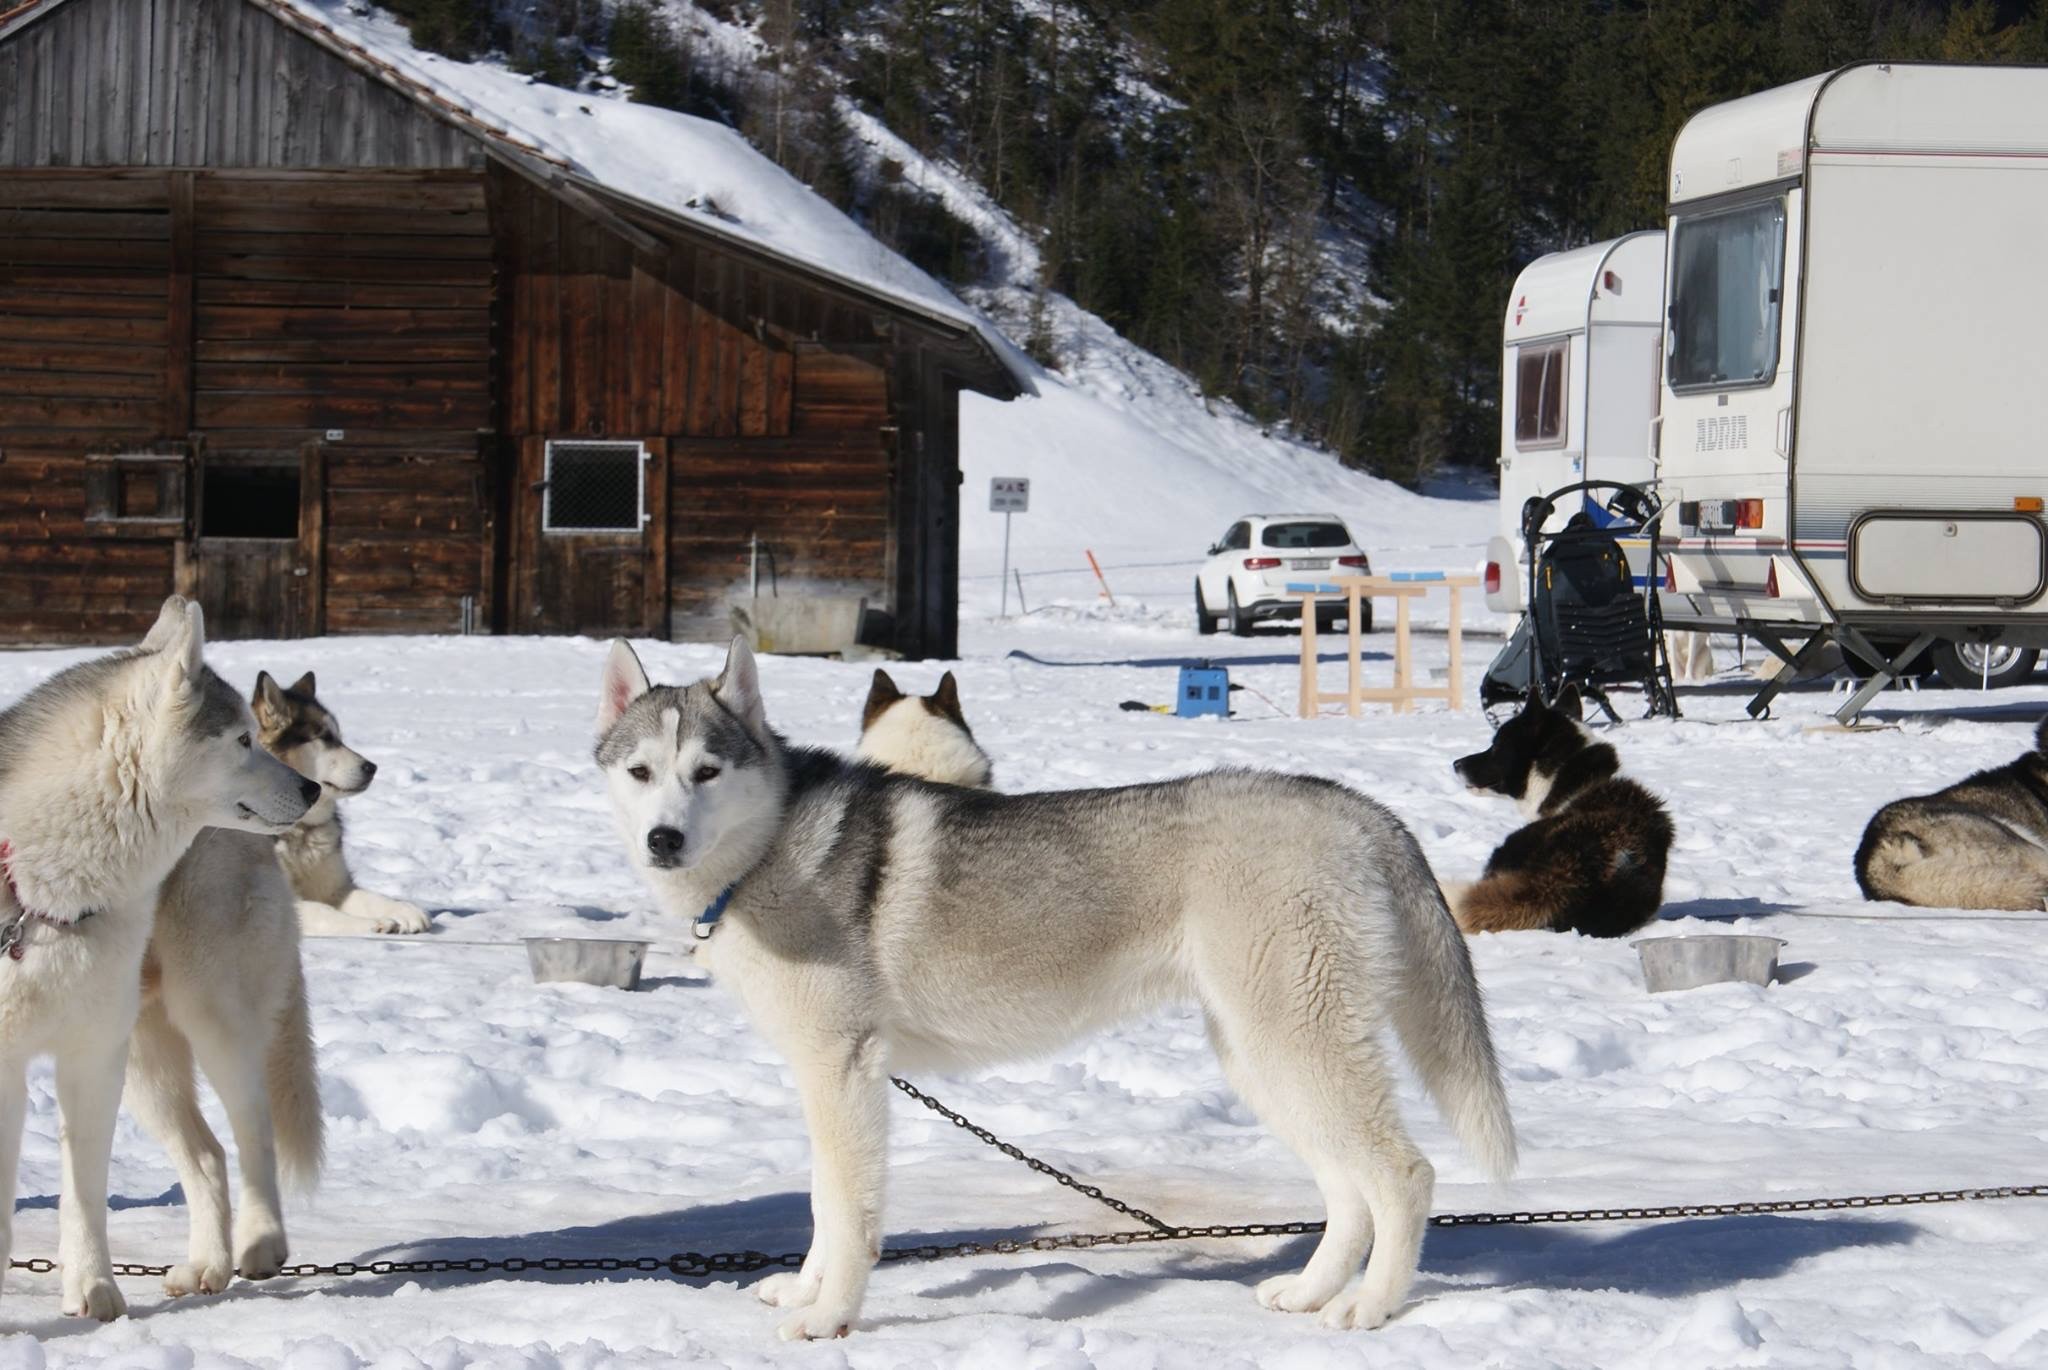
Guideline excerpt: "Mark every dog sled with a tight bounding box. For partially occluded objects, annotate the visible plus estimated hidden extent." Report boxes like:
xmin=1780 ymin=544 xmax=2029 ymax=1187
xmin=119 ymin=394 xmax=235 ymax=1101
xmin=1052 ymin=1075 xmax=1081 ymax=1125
xmin=1481 ymin=479 xmax=1680 ymax=722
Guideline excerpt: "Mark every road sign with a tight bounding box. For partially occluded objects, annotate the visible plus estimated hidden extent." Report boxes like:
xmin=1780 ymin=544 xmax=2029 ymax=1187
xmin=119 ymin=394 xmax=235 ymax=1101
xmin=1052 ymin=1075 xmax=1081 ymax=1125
xmin=990 ymin=477 xmax=1030 ymax=513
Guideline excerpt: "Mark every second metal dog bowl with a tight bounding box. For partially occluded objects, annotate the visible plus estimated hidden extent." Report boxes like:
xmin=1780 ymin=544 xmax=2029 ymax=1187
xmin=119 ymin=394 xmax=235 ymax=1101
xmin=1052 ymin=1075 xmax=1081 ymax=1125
xmin=1632 ymin=935 xmax=1785 ymax=994
xmin=524 ymin=937 xmax=649 ymax=991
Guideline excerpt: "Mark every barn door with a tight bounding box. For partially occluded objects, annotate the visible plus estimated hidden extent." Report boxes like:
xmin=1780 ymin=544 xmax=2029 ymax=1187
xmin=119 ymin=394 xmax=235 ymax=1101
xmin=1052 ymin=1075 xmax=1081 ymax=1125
xmin=187 ymin=446 xmax=324 ymax=639
xmin=515 ymin=437 xmax=669 ymax=636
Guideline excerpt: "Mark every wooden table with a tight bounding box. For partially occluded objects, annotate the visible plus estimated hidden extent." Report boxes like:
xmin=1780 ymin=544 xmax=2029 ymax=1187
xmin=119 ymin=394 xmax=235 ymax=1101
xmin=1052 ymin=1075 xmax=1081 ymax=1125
xmin=1289 ymin=573 xmax=1481 ymax=717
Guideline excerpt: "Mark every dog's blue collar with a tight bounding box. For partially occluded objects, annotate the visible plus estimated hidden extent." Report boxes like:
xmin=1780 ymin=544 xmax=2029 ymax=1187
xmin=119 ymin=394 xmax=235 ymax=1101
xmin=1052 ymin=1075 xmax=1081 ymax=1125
xmin=693 ymin=884 xmax=737 ymax=941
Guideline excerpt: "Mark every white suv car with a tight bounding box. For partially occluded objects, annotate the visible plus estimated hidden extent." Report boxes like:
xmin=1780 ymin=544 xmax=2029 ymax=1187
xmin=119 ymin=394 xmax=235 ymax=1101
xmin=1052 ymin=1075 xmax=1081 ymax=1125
xmin=1195 ymin=514 xmax=1373 ymax=636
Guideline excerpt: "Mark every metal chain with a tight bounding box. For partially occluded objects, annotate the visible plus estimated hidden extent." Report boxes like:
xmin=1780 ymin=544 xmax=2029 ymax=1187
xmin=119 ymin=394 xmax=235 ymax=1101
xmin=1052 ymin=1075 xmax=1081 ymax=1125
xmin=888 ymin=1075 xmax=1173 ymax=1232
xmin=6 ymin=1068 xmax=2042 ymax=1287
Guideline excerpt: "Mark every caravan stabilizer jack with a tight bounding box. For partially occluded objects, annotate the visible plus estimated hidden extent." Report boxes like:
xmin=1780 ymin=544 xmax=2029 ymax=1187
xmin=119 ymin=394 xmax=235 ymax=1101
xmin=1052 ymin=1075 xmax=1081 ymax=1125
xmin=1744 ymin=627 xmax=1937 ymax=724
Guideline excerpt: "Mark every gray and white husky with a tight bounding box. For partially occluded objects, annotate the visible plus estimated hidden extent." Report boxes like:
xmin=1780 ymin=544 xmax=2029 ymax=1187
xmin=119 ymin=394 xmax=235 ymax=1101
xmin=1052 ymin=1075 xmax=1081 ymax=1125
xmin=595 ymin=637 xmax=1516 ymax=1340
xmin=253 ymin=672 xmax=430 ymax=936
xmin=1856 ymin=718 xmax=2048 ymax=909
xmin=0 ymin=598 xmax=316 ymax=1319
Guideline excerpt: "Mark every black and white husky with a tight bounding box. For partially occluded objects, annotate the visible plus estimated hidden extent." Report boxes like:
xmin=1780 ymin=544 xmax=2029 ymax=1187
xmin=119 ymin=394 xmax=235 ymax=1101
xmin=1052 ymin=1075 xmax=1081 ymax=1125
xmin=1856 ymin=719 xmax=2048 ymax=910
xmin=253 ymin=671 xmax=431 ymax=936
xmin=1449 ymin=693 xmax=1672 ymax=937
xmin=0 ymin=598 xmax=316 ymax=1319
xmin=595 ymin=637 xmax=1515 ymax=1340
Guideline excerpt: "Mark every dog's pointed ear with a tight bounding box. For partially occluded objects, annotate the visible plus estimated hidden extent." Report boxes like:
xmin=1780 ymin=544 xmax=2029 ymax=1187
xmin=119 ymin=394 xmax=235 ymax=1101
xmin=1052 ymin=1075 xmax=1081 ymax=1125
xmin=928 ymin=670 xmax=968 ymax=728
xmin=252 ymin=671 xmax=290 ymax=727
xmin=1552 ymin=685 xmax=1584 ymax=721
xmin=862 ymin=668 xmax=903 ymax=733
xmin=598 ymin=638 xmax=652 ymax=737
xmin=290 ymin=670 xmax=316 ymax=698
xmin=714 ymin=635 xmax=766 ymax=735
xmin=151 ymin=598 xmax=206 ymax=693
xmin=140 ymin=594 xmax=191 ymax=654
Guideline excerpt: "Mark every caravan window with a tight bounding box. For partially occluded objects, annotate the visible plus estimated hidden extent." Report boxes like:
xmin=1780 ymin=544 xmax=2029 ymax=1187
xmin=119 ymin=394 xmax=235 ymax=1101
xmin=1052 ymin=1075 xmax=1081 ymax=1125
xmin=1514 ymin=341 xmax=1567 ymax=449
xmin=1669 ymin=199 xmax=1787 ymax=390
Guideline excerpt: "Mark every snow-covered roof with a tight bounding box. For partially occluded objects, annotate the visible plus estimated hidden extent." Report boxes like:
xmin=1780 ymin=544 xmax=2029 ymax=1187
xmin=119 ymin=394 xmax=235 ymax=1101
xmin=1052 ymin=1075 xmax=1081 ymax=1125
xmin=0 ymin=0 xmax=1032 ymax=397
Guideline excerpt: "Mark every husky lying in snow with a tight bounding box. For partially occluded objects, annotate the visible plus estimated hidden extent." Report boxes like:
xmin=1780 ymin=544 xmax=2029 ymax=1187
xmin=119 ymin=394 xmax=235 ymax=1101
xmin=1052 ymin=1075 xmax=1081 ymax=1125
xmin=0 ymin=598 xmax=316 ymax=1319
xmin=1448 ymin=692 xmax=1672 ymax=937
xmin=595 ymin=637 xmax=1515 ymax=1340
xmin=855 ymin=668 xmax=992 ymax=787
xmin=1856 ymin=719 xmax=2048 ymax=910
xmin=254 ymin=672 xmax=431 ymax=936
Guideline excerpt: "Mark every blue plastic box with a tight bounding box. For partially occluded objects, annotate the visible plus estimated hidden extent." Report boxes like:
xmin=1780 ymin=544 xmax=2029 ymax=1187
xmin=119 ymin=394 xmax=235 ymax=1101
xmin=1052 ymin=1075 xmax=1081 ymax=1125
xmin=1176 ymin=664 xmax=1230 ymax=718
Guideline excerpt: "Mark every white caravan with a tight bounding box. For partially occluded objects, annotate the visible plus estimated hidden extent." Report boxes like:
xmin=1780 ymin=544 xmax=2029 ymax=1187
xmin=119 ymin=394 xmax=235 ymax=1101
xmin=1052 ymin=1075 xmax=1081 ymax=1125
xmin=1657 ymin=62 xmax=2048 ymax=713
xmin=1487 ymin=232 xmax=1667 ymax=615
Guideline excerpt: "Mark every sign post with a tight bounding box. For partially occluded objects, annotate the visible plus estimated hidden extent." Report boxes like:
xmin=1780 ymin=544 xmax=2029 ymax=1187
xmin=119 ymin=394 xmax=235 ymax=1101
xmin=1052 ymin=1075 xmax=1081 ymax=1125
xmin=990 ymin=477 xmax=1030 ymax=616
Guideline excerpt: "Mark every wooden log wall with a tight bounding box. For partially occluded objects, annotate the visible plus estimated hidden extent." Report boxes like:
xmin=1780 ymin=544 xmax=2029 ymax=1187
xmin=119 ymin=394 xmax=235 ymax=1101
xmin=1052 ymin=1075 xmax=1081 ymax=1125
xmin=0 ymin=175 xmax=178 ymax=641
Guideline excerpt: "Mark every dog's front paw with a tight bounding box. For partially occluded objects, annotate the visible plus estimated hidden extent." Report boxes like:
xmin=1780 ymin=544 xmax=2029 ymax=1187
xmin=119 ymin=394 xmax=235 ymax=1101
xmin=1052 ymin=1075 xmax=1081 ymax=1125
xmin=352 ymin=892 xmax=431 ymax=935
xmin=1317 ymin=1284 xmax=1399 ymax=1331
xmin=1255 ymin=1271 xmax=1339 ymax=1313
xmin=777 ymin=1302 xmax=855 ymax=1341
xmin=164 ymin=1259 xmax=232 ymax=1297
xmin=757 ymin=1269 xmax=821 ymax=1308
xmin=236 ymin=1231 xmax=289 ymax=1281
xmin=62 ymin=1274 xmax=125 ymax=1321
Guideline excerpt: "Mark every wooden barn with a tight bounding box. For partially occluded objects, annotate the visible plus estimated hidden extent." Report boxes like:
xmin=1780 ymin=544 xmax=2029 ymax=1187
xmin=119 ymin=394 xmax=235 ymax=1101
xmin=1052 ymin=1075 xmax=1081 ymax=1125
xmin=0 ymin=0 xmax=1023 ymax=656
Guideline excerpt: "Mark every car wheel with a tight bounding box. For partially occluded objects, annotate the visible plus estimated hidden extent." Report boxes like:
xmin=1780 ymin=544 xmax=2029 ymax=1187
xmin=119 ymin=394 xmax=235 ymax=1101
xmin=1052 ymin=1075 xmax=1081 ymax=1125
xmin=1195 ymin=581 xmax=1218 ymax=635
xmin=1358 ymin=601 xmax=1374 ymax=635
xmin=1226 ymin=583 xmax=1250 ymax=636
xmin=1316 ymin=606 xmax=1341 ymax=633
xmin=1930 ymin=640 xmax=2039 ymax=690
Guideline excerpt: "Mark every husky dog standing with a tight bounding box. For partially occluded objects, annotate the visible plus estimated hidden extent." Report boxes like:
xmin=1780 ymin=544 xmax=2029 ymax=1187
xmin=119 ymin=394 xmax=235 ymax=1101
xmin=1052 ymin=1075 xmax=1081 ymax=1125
xmin=1856 ymin=719 xmax=2048 ymax=909
xmin=1449 ymin=692 xmax=1672 ymax=937
xmin=854 ymin=668 xmax=992 ymax=787
xmin=596 ymin=637 xmax=1515 ymax=1340
xmin=0 ymin=598 xmax=316 ymax=1319
xmin=253 ymin=672 xmax=430 ymax=936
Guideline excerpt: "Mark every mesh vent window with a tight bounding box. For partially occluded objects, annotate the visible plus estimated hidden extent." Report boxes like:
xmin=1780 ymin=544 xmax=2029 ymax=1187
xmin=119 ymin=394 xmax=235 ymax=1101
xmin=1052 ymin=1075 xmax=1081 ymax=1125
xmin=544 ymin=442 xmax=645 ymax=533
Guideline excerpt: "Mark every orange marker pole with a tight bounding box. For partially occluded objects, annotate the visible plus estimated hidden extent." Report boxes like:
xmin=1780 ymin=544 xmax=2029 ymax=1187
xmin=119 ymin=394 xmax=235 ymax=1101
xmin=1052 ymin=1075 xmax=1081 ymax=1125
xmin=1086 ymin=549 xmax=1116 ymax=607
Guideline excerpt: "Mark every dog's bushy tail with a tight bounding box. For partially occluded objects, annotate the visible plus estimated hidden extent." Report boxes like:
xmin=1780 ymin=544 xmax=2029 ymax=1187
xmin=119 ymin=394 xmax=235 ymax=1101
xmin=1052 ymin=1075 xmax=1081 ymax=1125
xmin=269 ymin=961 xmax=325 ymax=1194
xmin=1385 ymin=839 xmax=1518 ymax=1182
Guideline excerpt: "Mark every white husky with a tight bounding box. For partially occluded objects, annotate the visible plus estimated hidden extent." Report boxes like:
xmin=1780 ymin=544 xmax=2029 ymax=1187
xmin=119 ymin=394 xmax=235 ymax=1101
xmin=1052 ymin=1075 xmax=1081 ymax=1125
xmin=0 ymin=598 xmax=316 ymax=1319
xmin=596 ymin=637 xmax=1516 ymax=1340
xmin=854 ymin=668 xmax=992 ymax=787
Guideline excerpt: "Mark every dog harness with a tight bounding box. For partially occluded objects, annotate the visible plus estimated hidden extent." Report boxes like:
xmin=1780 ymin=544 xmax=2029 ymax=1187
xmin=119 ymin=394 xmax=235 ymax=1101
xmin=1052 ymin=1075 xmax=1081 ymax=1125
xmin=693 ymin=884 xmax=737 ymax=941
xmin=0 ymin=840 xmax=97 ymax=961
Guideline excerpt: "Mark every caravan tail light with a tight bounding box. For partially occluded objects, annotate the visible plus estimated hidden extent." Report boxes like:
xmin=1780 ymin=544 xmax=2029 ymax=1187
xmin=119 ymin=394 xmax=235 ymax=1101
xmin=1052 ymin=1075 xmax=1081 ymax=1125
xmin=1484 ymin=561 xmax=1502 ymax=595
xmin=1736 ymin=498 xmax=1765 ymax=530
xmin=1243 ymin=557 xmax=1281 ymax=570
xmin=1766 ymin=561 xmax=1781 ymax=598
xmin=1337 ymin=555 xmax=1370 ymax=570
xmin=2017 ymin=496 xmax=2044 ymax=513
xmin=1663 ymin=557 xmax=1676 ymax=592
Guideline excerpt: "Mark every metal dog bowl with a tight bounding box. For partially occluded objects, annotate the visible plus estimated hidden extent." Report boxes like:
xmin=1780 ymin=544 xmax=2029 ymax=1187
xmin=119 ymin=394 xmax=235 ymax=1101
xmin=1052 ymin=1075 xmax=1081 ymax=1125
xmin=524 ymin=937 xmax=649 ymax=991
xmin=1632 ymin=935 xmax=1786 ymax=994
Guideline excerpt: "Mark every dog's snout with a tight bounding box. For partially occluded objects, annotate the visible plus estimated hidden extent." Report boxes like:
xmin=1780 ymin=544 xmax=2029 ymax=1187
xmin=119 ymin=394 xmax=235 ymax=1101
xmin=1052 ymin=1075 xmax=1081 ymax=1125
xmin=360 ymin=760 xmax=378 ymax=782
xmin=297 ymin=777 xmax=321 ymax=805
xmin=647 ymin=826 xmax=685 ymax=860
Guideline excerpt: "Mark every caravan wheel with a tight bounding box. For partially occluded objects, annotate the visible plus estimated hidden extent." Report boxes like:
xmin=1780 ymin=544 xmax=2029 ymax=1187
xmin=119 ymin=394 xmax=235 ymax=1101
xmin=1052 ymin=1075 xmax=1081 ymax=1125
xmin=1930 ymin=641 xmax=2040 ymax=690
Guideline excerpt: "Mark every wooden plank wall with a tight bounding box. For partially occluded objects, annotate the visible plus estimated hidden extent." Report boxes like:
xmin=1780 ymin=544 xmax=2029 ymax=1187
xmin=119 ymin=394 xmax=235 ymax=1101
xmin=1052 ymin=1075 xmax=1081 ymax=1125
xmin=497 ymin=171 xmax=903 ymax=642
xmin=0 ymin=0 xmax=475 ymax=170
xmin=0 ymin=175 xmax=178 ymax=641
xmin=191 ymin=172 xmax=494 ymax=634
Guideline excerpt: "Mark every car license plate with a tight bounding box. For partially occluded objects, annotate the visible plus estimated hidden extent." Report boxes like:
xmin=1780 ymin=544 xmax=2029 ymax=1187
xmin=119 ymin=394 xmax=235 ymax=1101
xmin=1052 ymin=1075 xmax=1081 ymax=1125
xmin=1291 ymin=558 xmax=1331 ymax=571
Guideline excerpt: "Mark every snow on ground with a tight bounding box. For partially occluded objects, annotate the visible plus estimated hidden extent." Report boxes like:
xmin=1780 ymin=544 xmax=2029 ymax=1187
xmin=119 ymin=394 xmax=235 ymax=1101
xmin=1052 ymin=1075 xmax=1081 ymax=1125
xmin=1 ymin=607 xmax=2045 ymax=1368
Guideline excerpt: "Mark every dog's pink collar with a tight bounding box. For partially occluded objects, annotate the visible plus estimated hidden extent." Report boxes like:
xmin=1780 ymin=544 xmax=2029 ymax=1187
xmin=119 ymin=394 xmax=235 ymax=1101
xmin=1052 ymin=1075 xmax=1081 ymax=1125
xmin=0 ymin=839 xmax=97 ymax=961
